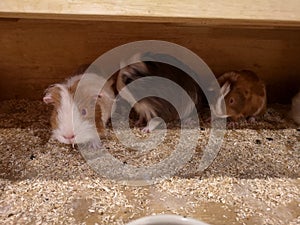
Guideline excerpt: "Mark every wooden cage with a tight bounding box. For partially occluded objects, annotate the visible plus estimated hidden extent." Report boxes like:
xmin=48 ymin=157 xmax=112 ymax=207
xmin=0 ymin=0 xmax=300 ymax=103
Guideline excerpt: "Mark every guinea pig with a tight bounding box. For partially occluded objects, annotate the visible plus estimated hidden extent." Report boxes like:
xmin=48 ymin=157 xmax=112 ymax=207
xmin=43 ymin=72 xmax=116 ymax=148
xmin=115 ymin=52 xmax=201 ymax=132
xmin=210 ymin=70 xmax=267 ymax=121
xmin=291 ymin=91 xmax=300 ymax=125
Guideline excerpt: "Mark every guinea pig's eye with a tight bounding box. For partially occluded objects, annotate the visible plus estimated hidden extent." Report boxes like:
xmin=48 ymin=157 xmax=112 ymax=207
xmin=229 ymin=97 xmax=235 ymax=105
xmin=244 ymin=89 xmax=249 ymax=97
xmin=81 ymin=108 xmax=87 ymax=116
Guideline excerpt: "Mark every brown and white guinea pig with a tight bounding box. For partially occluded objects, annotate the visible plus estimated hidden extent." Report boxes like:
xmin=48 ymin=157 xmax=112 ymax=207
xmin=115 ymin=52 xmax=201 ymax=132
xmin=291 ymin=91 xmax=300 ymax=125
xmin=210 ymin=70 xmax=267 ymax=121
xmin=43 ymin=72 xmax=116 ymax=148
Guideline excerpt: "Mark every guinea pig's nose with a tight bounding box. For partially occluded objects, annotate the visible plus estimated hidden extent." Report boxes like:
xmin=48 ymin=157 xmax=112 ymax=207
xmin=63 ymin=134 xmax=75 ymax=140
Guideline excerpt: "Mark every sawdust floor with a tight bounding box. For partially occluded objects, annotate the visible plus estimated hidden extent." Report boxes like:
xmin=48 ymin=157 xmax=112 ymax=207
xmin=0 ymin=100 xmax=299 ymax=225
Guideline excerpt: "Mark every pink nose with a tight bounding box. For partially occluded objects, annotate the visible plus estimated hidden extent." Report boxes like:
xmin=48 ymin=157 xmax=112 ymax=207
xmin=63 ymin=134 xmax=75 ymax=140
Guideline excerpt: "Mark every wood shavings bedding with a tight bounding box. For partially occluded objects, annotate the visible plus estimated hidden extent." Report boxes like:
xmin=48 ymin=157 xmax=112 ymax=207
xmin=0 ymin=100 xmax=299 ymax=225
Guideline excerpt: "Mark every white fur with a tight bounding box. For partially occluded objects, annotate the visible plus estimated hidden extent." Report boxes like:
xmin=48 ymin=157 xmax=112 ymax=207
xmin=50 ymin=72 xmax=116 ymax=146
xmin=52 ymin=84 xmax=99 ymax=145
xmin=211 ymin=81 xmax=231 ymax=118
xmin=136 ymin=101 xmax=157 ymax=121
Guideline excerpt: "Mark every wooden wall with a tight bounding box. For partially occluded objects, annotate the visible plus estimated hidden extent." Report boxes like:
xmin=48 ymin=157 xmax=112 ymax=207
xmin=0 ymin=18 xmax=300 ymax=103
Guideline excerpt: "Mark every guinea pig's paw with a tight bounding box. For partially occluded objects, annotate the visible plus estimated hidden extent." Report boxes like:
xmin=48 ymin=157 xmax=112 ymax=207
xmin=247 ymin=116 xmax=256 ymax=123
xmin=227 ymin=120 xmax=239 ymax=129
xmin=204 ymin=116 xmax=212 ymax=123
xmin=87 ymin=139 xmax=103 ymax=150
xmin=141 ymin=117 xmax=163 ymax=132
xmin=182 ymin=117 xmax=198 ymax=128
xmin=141 ymin=126 xmax=151 ymax=133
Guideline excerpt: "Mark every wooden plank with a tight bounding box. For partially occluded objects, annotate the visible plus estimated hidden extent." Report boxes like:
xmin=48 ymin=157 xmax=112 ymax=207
xmin=0 ymin=19 xmax=299 ymax=103
xmin=0 ymin=0 xmax=300 ymax=27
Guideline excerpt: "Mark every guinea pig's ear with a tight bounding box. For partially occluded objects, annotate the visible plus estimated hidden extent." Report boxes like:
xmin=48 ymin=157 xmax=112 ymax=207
xmin=217 ymin=71 xmax=239 ymax=86
xmin=43 ymin=86 xmax=59 ymax=105
xmin=43 ymin=93 xmax=53 ymax=104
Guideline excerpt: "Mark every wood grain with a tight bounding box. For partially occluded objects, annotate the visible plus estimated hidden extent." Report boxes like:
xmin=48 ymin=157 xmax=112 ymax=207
xmin=0 ymin=0 xmax=300 ymax=27
xmin=0 ymin=19 xmax=299 ymax=103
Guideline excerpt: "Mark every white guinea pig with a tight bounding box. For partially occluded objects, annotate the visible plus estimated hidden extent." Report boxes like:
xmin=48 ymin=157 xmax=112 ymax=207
xmin=291 ymin=91 xmax=300 ymax=125
xmin=43 ymin=72 xmax=116 ymax=148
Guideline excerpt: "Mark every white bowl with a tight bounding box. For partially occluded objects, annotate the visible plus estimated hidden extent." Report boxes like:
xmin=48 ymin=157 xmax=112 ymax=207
xmin=126 ymin=214 xmax=209 ymax=225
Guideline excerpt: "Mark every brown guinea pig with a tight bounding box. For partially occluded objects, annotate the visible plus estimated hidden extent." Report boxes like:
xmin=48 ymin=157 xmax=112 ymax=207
xmin=211 ymin=70 xmax=267 ymax=121
xmin=291 ymin=90 xmax=300 ymax=125
xmin=115 ymin=52 xmax=201 ymax=132
xmin=43 ymin=73 xmax=116 ymax=148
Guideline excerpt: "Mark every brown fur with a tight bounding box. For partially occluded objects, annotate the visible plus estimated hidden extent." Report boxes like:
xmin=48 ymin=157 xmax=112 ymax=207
xmin=219 ymin=70 xmax=267 ymax=120
xmin=291 ymin=91 xmax=300 ymax=125
xmin=45 ymin=75 xmax=106 ymax=136
xmin=44 ymin=86 xmax=61 ymax=130
xmin=69 ymin=78 xmax=106 ymax=135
